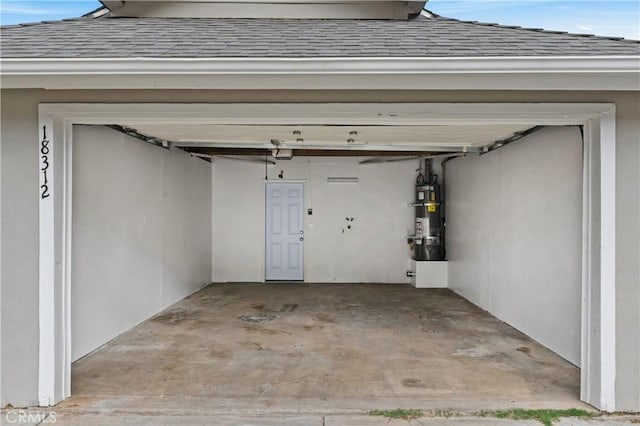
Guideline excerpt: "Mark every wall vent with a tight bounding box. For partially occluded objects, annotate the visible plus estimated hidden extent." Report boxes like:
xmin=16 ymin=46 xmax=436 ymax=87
xmin=327 ymin=177 xmax=359 ymax=183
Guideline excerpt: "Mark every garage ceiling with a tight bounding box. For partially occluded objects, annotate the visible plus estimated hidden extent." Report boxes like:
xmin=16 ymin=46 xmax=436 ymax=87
xmin=120 ymin=123 xmax=531 ymax=153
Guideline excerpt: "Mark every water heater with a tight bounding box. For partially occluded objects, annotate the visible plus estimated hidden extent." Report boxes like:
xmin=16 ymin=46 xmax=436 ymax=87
xmin=414 ymin=183 xmax=444 ymax=261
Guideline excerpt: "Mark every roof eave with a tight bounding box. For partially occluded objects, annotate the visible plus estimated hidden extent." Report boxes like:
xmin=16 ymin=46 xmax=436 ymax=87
xmin=1 ymin=56 xmax=639 ymax=91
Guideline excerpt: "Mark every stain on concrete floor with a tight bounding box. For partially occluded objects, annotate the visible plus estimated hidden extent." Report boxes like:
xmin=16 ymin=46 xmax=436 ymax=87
xmin=69 ymin=283 xmax=580 ymax=409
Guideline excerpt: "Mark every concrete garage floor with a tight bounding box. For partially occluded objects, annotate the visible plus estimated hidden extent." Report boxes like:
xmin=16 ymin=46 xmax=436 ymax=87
xmin=59 ymin=283 xmax=588 ymax=423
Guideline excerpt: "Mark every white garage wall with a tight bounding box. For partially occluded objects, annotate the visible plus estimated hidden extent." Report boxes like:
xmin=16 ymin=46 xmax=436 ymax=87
xmin=71 ymin=126 xmax=211 ymax=361
xmin=213 ymin=156 xmax=416 ymax=283
xmin=446 ymin=126 xmax=583 ymax=365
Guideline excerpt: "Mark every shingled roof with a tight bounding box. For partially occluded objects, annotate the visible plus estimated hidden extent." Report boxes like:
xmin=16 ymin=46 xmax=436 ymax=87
xmin=1 ymin=14 xmax=638 ymax=58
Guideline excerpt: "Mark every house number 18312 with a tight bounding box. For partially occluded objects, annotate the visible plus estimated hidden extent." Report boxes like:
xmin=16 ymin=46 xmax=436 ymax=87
xmin=40 ymin=125 xmax=50 ymax=199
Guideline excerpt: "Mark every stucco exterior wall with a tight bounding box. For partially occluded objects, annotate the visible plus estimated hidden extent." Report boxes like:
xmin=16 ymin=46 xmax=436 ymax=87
xmin=1 ymin=89 xmax=638 ymax=410
xmin=446 ymin=126 xmax=583 ymax=365
xmin=1 ymin=91 xmax=41 ymax=407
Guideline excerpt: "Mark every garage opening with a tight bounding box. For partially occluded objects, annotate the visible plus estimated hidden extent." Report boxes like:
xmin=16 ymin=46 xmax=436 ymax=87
xmin=64 ymin=118 xmax=584 ymax=410
xmin=37 ymin=103 xmax=616 ymax=411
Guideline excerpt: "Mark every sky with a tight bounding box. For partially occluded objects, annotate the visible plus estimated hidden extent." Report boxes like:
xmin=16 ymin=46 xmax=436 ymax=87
xmin=0 ymin=0 xmax=638 ymax=40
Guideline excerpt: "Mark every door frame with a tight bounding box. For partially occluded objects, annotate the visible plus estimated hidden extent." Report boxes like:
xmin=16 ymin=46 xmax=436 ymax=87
xmin=38 ymin=102 xmax=616 ymax=410
xmin=264 ymin=181 xmax=306 ymax=281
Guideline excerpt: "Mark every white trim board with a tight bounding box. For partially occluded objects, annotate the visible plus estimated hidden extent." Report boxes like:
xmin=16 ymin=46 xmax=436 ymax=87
xmin=4 ymin=56 xmax=639 ymax=90
xmin=102 ymin=1 xmax=426 ymax=19
xmin=38 ymin=117 xmax=56 ymax=405
xmin=37 ymin=102 xmax=617 ymax=411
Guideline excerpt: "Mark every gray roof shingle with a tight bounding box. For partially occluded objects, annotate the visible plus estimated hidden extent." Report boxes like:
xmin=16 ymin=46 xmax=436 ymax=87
xmin=1 ymin=15 xmax=638 ymax=58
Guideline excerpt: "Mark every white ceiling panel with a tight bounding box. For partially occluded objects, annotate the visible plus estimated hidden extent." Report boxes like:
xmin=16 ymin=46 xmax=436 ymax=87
xmin=123 ymin=123 xmax=529 ymax=152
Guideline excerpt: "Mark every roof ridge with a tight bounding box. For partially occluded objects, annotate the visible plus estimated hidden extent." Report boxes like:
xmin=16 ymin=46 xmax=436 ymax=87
xmin=426 ymin=9 xmax=640 ymax=45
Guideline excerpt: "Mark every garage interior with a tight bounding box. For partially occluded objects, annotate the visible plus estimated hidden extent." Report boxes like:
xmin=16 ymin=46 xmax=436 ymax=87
xmin=65 ymin=116 xmax=585 ymax=411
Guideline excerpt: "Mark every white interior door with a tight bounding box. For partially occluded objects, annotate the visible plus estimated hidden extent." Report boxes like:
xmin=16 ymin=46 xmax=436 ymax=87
xmin=265 ymin=182 xmax=304 ymax=281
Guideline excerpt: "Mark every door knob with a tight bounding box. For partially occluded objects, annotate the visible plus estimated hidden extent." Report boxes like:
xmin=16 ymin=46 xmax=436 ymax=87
xmin=300 ymin=237 xmax=304 ymax=241
xmin=300 ymin=230 xmax=304 ymax=234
